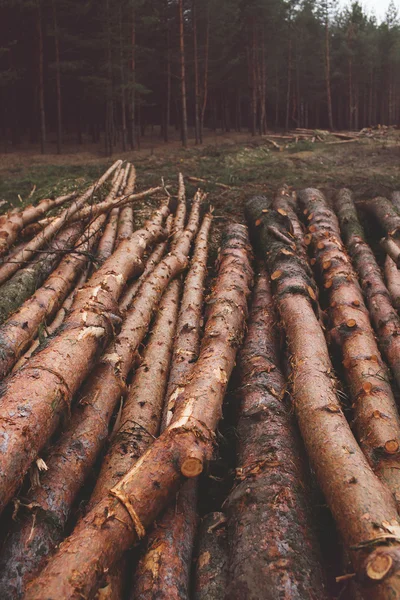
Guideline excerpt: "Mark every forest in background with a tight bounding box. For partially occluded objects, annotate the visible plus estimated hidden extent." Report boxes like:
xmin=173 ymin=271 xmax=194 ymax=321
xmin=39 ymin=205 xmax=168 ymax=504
xmin=0 ymin=0 xmax=399 ymax=155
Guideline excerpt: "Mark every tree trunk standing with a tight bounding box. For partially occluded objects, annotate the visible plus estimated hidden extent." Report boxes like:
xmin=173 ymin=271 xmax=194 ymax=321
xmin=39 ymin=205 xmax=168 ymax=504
xmin=325 ymin=13 xmax=334 ymax=130
xmin=250 ymin=19 xmax=257 ymax=136
xmin=285 ymin=36 xmax=292 ymax=131
xmin=164 ymin=0 xmax=171 ymax=143
xmin=37 ymin=0 xmax=46 ymax=154
xmin=52 ymin=0 xmax=62 ymax=154
xmin=130 ymin=9 xmax=136 ymax=150
xmin=200 ymin=4 xmax=209 ymax=144
xmin=193 ymin=0 xmax=200 ymax=144
xmin=179 ymin=0 xmax=188 ymax=148
xmin=105 ymin=0 xmax=114 ymax=156
xmin=119 ymin=5 xmax=127 ymax=152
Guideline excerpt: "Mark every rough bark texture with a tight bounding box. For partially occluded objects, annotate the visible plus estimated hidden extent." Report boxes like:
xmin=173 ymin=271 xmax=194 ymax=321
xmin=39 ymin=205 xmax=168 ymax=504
xmin=172 ymin=173 xmax=187 ymax=243
xmin=0 ymin=280 xmax=178 ymax=599
xmin=335 ymin=188 xmax=400 ymax=392
xmin=119 ymin=216 xmax=173 ymax=313
xmin=0 ymin=215 xmax=107 ymax=380
xmin=97 ymin=207 xmax=120 ymax=266
xmin=362 ymin=196 xmax=400 ymax=266
xmin=0 ymin=192 xmax=77 ymax=258
xmin=392 ymin=192 xmax=400 ymax=214
xmin=300 ymin=188 xmax=400 ymax=508
xmin=132 ymin=213 xmax=212 ymax=600
xmin=0 ymin=222 xmax=83 ymax=326
xmin=24 ymin=223 xmax=252 ymax=600
xmin=385 ymin=255 xmax=400 ymax=311
xmin=193 ymin=513 xmax=228 ymax=600
xmin=225 ymin=265 xmax=327 ymax=600
xmin=0 ymin=204 xmax=168 ymax=514
xmin=116 ymin=165 xmax=136 ymax=246
xmin=0 ymin=160 xmax=122 ymax=285
xmin=246 ymin=196 xmax=400 ymax=600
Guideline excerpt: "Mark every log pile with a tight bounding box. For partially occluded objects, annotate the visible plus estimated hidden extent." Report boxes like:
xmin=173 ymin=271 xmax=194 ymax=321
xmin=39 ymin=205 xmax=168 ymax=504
xmin=2 ymin=163 xmax=400 ymax=600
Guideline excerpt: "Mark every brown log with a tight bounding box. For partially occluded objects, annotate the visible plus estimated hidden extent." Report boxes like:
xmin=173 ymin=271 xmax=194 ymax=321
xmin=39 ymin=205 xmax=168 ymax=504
xmin=391 ymin=192 xmax=400 ymax=214
xmin=116 ymin=165 xmax=136 ymax=246
xmin=0 ymin=160 xmax=122 ymax=285
xmin=0 ymin=214 xmax=107 ymax=380
xmin=225 ymin=265 xmax=327 ymax=600
xmin=0 ymin=191 xmax=78 ymax=257
xmin=362 ymin=197 xmax=400 ymax=266
xmin=299 ymin=188 xmax=400 ymax=507
xmin=0 ymin=222 xmax=84 ymax=325
xmin=385 ymin=255 xmax=400 ymax=311
xmin=12 ymin=264 xmax=90 ymax=373
xmin=172 ymin=173 xmax=187 ymax=243
xmin=119 ymin=215 xmax=173 ymax=313
xmin=335 ymin=189 xmax=400 ymax=392
xmin=0 ymin=279 xmax=178 ymax=599
xmin=97 ymin=207 xmax=120 ymax=266
xmin=246 ymin=196 xmax=400 ymax=600
xmin=0 ymin=203 xmax=169 ymax=514
xmin=24 ymin=223 xmax=253 ymax=600
xmin=193 ymin=513 xmax=228 ymax=600
xmin=132 ymin=212 xmax=212 ymax=600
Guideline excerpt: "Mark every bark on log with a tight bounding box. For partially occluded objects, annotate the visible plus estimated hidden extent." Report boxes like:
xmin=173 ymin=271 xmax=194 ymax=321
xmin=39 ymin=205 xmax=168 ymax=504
xmin=0 ymin=222 xmax=83 ymax=325
xmin=193 ymin=513 xmax=228 ymax=600
xmin=172 ymin=173 xmax=187 ymax=243
xmin=299 ymin=188 xmax=400 ymax=508
xmin=385 ymin=255 xmax=400 ymax=311
xmin=392 ymin=192 xmax=400 ymax=214
xmin=0 ymin=192 xmax=77 ymax=258
xmin=225 ymin=265 xmax=327 ymax=600
xmin=97 ymin=207 xmax=120 ymax=266
xmin=116 ymin=165 xmax=136 ymax=247
xmin=24 ymin=223 xmax=253 ymax=600
xmin=361 ymin=196 xmax=400 ymax=266
xmin=132 ymin=213 xmax=212 ymax=600
xmin=246 ymin=196 xmax=400 ymax=600
xmin=335 ymin=189 xmax=400 ymax=392
xmin=0 ymin=160 xmax=122 ymax=285
xmin=119 ymin=216 xmax=173 ymax=314
xmin=0 ymin=204 xmax=168 ymax=514
xmin=0 ymin=214 xmax=107 ymax=380
xmin=0 ymin=280 xmax=178 ymax=599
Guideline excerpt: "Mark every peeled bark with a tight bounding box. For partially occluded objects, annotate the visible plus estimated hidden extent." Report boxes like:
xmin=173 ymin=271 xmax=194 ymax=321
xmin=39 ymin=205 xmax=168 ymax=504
xmin=335 ymin=189 xmax=400 ymax=392
xmin=0 ymin=215 xmax=107 ymax=380
xmin=0 ymin=222 xmax=83 ymax=325
xmin=132 ymin=212 xmax=212 ymax=600
xmin=172 ymin=173 xmax=187 ymax=243
xmin=300 ymin=188 xmax=400 ymax=508
xmin=362 ymin=196 xmax=400 ymax=266
xmin=225 ymin=266 xmax=327 ymax=600
xmin=0 ymin=192 xmax=77 ymax=257
xmin=0 ymin=203 xmax=169 ymax=514
xmin=385 ymin=255 xmax=400 ymax=311
xmin=193 ymin=513 xmax=228 ymax=600
xmin=0 ymin=160 xmax=122 ymax=285
xmin=97 ymin=207 xmax=120 ymax=266
xmin=24 ymin=223 xmax=253 ymax=600
xmin=119 ymin=216 xmax=173 ymax=313
xmin=0 ymin=280 xmax=178 ymax=599
xmin=246 ymin=197 xmax=400 ymax=600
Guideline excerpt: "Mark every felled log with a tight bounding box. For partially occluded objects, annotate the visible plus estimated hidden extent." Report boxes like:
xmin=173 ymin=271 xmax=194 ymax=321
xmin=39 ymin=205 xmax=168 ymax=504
xmin=335 ymin=188 xmax=400 ymax=391
xmin=391 ymin=191 xmax=400 ymax=213
xmin=225 ymin=265 xmax=327 ymax=599
xmin=24 ymin=223 xmax=253 ymax=600
xmin=0 ymin=203 xmax=169 ymax=514
xmin=361 ymin=196 xmax=400 ymax=266
xmin=116 ymin=165 xmax=136 ymax=246
xmin=300 ymin=188 xmax=400 ymax=508
xmin=97 ymin=207 xmax=120 ymax=266
xmin=246 ymin=198 xmax=400 ymax=600
xmin=385 ymin=255 xmax=400 ymax=311
xmin=193 ymin=513 xmax=228 ymax=600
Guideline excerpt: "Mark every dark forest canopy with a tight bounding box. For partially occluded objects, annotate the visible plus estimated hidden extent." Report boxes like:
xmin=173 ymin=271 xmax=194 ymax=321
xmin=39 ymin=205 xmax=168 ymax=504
xmin=0 ymin=0 xmax=399 ymax=155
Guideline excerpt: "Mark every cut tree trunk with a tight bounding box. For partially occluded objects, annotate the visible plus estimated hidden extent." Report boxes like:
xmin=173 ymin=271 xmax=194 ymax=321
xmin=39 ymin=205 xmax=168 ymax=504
xmin=0 ymin=160 xmax=122 ymax=285
xmin=172 ymin=173 xmax=187 ymax=243
xmin=96 ymin=207 xmax=120 ymax=266
xmin=225 ymin=265 xmax=327 ymax=600
xmin=300 ymin=188 xmax=400 ymax=508
xmin=391 ymin=192 xmax=400 ymax=214
xmin=132 ymin=212 xmax=212 ymax=600
xmin=24 ymin=223 xmax=253 ymax=600
xmin=385 ymin=255 xmax=400 ymax=311
xmin=116 ymin=165 xmax=136 ymax=246
xmin=362 ymin=196 xmax=400 ymax=266
xmin=0 ymin=192 xmax=77 ymax=257
xmin=335 ymin=188 xmax=400 ymax=391
xmin=0 ymin=203 xmax=169 ymax=514
xmin=0 ymin=214 xmax=107 ymax=380
xmin=246 ymin=196 xmax=400 ymax=600
xmin=193 ymin=513 xmax=228 ymax=600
